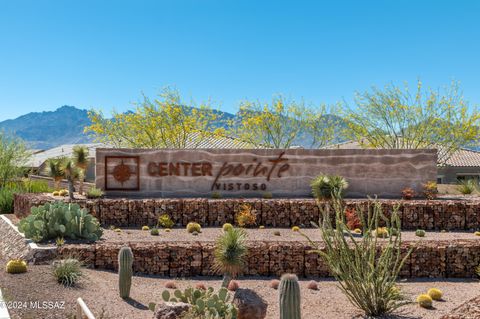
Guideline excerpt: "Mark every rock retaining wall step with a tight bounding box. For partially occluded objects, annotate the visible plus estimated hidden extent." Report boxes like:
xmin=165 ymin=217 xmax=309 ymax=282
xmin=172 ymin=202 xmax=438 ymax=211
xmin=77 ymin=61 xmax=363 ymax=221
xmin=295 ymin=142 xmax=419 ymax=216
xmin=57 ymin=239 xmax=480 ymax=278
xmin=14 ymin=193 xmax=480 ymax=230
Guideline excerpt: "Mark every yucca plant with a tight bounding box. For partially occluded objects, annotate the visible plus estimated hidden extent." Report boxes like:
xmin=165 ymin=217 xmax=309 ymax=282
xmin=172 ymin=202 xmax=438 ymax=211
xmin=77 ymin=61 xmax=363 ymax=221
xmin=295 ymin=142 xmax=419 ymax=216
xmin=72 ymin=146 xmax=89 ymax=195
xmin=53 ymin=258 xmax=83 ymax=286
xmin=213 ymin=227 xmax=248 ymax=288
xmin=310 ymin=173 xmax=348 ymax=200
xmin=61 ymin=158 xmax=80 ymax=200
xmin=303 ymin=193 xmax=412 ymax=316
xmin=45 ymin=158 xmax=65 ymax=190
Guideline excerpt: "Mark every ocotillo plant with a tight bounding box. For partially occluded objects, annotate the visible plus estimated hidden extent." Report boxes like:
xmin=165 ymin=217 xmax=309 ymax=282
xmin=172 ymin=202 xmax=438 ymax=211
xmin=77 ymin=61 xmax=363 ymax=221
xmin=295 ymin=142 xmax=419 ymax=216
xmin=118 ymin=246 xmax=133 ymax=299
xmin=279 ymin=273 xmax=301 ymax=319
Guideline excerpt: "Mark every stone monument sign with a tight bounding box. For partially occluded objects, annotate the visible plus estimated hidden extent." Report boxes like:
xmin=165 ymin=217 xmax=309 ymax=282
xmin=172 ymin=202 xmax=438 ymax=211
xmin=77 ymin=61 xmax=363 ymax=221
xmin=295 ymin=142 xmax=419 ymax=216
xmin=95 ymin=148 xmax=437 ymax=198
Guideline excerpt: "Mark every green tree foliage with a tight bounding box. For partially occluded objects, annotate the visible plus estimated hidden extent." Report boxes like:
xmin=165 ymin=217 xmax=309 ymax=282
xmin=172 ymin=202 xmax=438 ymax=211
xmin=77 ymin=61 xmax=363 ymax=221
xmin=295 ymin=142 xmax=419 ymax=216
xmin=85 ymin=88 xmax=226 ymax=148
xmin=233 ymin=95 xmax=340 ymax=148
xmin=0 ymin=132 xmax=30 ymax=187
xmin=344 ymin=81 xmax=480 ymax=164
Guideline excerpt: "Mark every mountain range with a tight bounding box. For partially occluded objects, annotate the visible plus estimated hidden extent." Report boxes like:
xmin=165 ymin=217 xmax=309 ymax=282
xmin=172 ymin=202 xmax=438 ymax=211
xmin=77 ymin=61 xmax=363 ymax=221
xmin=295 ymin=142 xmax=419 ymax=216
xmin=0 ymin=106 xmax=478 ymax=152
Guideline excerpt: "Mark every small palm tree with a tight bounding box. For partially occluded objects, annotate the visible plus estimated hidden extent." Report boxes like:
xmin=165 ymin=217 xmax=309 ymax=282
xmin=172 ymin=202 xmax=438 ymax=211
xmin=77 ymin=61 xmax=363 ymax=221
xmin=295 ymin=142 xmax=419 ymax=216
xmin=72 ymin=145 xmax=89 ymax=195
xmin=213 ymin=227 xmax=248 ymax=287
xmin=45 ymin=158 xmax=65 ymax=190
xmin=62 ymin=158 xmax=80 ymax=200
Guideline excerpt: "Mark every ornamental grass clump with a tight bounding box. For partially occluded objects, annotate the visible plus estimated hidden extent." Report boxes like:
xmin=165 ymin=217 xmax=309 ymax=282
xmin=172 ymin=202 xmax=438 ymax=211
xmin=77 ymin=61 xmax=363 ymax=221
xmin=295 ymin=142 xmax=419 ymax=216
xmin=53 ymin=258 xmax=83 ymax=286
xmin=303 ymin=195 xmax=412 ymax=317
xmin=213 ymin=227 xmax=248 ymax=288
xmin=457 ymin=179 xmax=478 ymax=195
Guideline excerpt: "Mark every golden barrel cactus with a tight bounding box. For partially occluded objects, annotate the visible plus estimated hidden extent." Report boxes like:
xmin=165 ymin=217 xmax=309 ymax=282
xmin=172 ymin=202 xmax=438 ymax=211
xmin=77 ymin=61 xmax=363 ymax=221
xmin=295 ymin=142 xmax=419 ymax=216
xmin=6 ymin=259 xmax=27 ymax=274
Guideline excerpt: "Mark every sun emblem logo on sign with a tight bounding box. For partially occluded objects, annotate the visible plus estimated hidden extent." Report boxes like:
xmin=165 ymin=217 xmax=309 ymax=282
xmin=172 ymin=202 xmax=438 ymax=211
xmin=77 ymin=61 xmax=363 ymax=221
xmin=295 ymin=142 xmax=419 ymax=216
xmin=105 ymin=156 xmax=140 ymax=191
xmin=112 ymin=160 xmax=132 ymax=184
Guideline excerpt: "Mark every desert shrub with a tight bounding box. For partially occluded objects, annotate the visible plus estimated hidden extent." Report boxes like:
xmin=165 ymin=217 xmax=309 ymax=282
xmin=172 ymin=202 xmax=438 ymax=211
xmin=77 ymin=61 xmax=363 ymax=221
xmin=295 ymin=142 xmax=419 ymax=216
xmin=345 ymin=208 xmax=361 ymax=230
xmin=213 ymin=227 xmax=248 ymax=287
xmin=457 ymin=179 xmax=478 ymax=195
xmin=401 ymin=187 xmax=415 ymax=200
xmin=423 ymin=181 xmax=438 ymax=199
xmin=18 ymin=201 xmax=103 ymax=242
xmin=262 ymin=192 xmax=273 ymax=199
xmin=0 ymin=179 xmax=51 ymax=214
xmin=161 ymin=286 xmax=237 ymax=319
xmin=53 ymin=258 xmax=83 ymax=286
xmin=0 ymin=188 xmax=14 ymax=214
xmin=415 ymin=229 xmax=426 ymax=237
xmin=310 ymin=173 xmax=348 ymax=200
xmin=211 ymin=191 xmax=222 ymax=199
xmin=235 ymin=204 xmax=256 ymax=227
xmin=20 ymin=179 xmax=51 ymax=193
xmin=86 ymin=187 xmax=103 ymax=199
xmin=158 ymin=214 xmax=175 ymax=229
xmin=303 ymin=200 xmax=411 ymax=316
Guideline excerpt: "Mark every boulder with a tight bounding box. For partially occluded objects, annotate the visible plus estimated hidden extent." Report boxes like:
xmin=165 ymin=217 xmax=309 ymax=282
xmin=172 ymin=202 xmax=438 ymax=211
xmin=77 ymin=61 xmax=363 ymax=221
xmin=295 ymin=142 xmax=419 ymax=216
xmin=153 ymin=302 xmax=191 ymax=319
xmin=233 ymin=288 xmax=268 ymax=319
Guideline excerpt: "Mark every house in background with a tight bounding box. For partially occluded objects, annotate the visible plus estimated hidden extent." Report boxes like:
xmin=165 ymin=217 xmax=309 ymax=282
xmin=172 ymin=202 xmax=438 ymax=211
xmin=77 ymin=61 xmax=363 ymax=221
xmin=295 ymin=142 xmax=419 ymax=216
xmin=324 ymin=140 xmax=480 ymax=185
xmin=26 ymin=143 xmax=107 ymax=182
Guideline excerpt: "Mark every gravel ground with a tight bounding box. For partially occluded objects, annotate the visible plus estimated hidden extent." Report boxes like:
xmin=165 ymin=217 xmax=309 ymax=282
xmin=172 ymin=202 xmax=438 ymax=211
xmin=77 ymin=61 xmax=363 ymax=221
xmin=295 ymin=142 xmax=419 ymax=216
xmin=0 ymin=256 xmax=479 ymax=319
xmin=85 ymin=228 xmax=480 ymax=245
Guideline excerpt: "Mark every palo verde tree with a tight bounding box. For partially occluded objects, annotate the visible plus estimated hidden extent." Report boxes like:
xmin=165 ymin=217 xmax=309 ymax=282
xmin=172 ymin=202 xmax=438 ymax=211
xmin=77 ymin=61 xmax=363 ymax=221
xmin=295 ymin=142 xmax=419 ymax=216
xmin=344 ymin=81 xmax=480 ymax=164
xmin=85 ymin=88 xmax=226 ymax=148
xmin=0 ymin=132 xmax=30 ymax=187
xmin=233 ymin=95 xmax=341 ymax=148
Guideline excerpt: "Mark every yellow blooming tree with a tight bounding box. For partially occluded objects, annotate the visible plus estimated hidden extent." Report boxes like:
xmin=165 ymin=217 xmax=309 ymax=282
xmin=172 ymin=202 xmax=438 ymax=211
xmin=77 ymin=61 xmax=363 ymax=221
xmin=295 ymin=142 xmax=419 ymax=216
xmin=344 ymin=81 xmax=480 ymax=164
xmin=233 ymin=95 xmax=341 ymax=148
xmin=85 ymin=88 xmax=226 ymax=148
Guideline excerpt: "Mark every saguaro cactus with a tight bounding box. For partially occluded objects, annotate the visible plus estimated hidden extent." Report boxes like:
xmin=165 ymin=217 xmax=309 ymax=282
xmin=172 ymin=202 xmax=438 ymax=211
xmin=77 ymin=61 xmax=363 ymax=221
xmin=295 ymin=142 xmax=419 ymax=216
xmin=279 ymin=273 xmax=301 ymax=319
xmin=118 ymin=246 xmax=133 ymax=299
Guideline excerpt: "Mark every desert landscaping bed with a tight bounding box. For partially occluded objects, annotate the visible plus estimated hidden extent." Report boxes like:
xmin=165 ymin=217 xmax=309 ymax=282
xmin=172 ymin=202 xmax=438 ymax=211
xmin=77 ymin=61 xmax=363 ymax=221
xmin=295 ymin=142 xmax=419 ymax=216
xmin=0 ymin=253 xmax=479 ymax=319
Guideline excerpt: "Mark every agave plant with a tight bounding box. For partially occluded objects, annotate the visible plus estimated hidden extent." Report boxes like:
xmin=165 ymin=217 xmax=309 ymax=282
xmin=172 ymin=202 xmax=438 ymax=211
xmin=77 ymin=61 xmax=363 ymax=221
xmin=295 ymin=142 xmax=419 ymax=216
xmin=72 ymin=145 xmax=90 ymax=195
xmin=213 ymin=227 xmax=248 ymax=288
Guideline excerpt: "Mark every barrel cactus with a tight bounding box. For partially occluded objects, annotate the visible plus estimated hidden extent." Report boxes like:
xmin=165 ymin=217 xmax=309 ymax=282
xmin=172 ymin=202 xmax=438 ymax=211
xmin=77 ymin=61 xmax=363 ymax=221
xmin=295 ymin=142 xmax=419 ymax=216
xmin=279 ymin=273 xmax=301 ymax=319
xmin=118 ymin=246 xmax=133 ymax=299
xmin=18 ymin=201 xmax=103 ymax=242
xmin=6 ymin=259 xmax=27 ymax=274
xmin=416 ymin=294 xmax=433 ymax=308
xmin=415 ymin=229 xmax=426 ymax=237
xmin=427 ymin=288 xmax=443 ymax=301
xmin=187 ymin=222 xmax=201 ymax=233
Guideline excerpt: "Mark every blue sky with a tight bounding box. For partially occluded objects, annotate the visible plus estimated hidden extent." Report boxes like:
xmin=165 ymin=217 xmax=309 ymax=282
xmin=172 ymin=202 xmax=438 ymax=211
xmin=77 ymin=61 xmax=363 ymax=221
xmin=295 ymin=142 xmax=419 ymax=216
xmin=0 ymin=0 xmax=479 ymax=121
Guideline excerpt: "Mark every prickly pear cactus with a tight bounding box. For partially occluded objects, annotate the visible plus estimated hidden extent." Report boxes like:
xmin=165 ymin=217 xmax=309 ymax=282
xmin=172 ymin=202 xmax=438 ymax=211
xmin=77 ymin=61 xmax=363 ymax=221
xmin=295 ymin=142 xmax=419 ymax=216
xmin=18 ymin=201 xmax=103 ymax=242
xmin=161 ymin=286 xmax=237 ymax=318
xmin=6 ymin=259 xmax=27 ymax=274
xmin=118 ymin=246 xmax=133 ymax=299
xmin=279 ymin=274 xmax=301 ymax=319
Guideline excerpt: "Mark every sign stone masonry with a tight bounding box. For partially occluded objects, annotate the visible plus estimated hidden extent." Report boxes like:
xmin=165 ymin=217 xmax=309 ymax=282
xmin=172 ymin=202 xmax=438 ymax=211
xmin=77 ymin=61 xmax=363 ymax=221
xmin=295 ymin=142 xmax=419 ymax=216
xmin=95 ymin=148 xmax=437 ymax=198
